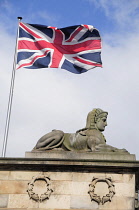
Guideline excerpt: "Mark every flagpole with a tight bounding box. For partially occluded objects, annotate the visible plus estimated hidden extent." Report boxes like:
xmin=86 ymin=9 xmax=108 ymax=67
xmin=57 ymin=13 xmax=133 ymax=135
xmin=1 ymin=17 xmax=22 ymax=157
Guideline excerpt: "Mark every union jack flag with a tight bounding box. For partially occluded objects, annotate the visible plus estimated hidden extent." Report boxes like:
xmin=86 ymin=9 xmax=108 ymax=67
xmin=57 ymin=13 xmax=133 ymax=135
xmin=17 ymin=22 xmax=102 ymax=74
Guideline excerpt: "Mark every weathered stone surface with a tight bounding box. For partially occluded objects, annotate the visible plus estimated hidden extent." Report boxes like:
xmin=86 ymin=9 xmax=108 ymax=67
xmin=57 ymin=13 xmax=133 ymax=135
xmin=99 ymin=196 xmax=134 ymax=209
xmin=0 ymin=194 xmax=9 ymax=208
xmin=94 ymin=181 xmax=109 ymax=197
xmin=115 ymin=182 xmax=135 ymax=197
xmin=9 ymin=171 xmax=72 ymax=181
xmin=9 ymin=171 xmax=39 ymax=180
xmin=5 ymin=209 xmax=97 ymax=210
xmin=71 ymin=181 xmax=90 ymax=195
xmin=1 ymin=209 xmax=99 ymax=210
xmin=25 ymin=150 xmax=136 ymax=160
xmin=52 ymin=180 xmax=72 ymax=195
xmin=0 ymin=157 xmax=138 ymax=171
xmin=8 ymin=194 xmax=39 ymax=208
xmin=72 ymin=172 xmax=106 ymax=182
xmin=0 ymin=180 xmax=28 ymax=194
xmin=5 ymin=209 xmax=96 ymax=210
xmin=105 ymin=173 xmax=135 ymax=184
xmin=39 ymin=195 xmax=70 ymax=209
xmin=0 ymin=171 xmax=10 ymax=180
xmin=32 ymin=179 xmax=51 ymax=196
xmin=44 ymin=172 xmax=73 ymax=181
xmin=71 ymin=195 xmax=98 ymax=209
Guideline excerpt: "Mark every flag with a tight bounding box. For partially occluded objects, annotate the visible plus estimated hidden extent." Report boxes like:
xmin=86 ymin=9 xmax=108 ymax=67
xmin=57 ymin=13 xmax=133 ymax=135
xmin=17 ymin=22 xmax=102 ymax=74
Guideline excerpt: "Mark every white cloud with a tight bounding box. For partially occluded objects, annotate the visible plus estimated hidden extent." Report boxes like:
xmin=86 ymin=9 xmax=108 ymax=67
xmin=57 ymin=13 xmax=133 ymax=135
xmin=36 ymin=11 xmax=61 ymax=26
xmin=88 ymin=0 xmax=139 ymax=31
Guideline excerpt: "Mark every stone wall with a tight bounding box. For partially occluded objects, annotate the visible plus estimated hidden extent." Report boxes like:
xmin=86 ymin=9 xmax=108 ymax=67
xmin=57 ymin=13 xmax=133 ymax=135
xmin=0 ymin=169 xmax=136 ymax=209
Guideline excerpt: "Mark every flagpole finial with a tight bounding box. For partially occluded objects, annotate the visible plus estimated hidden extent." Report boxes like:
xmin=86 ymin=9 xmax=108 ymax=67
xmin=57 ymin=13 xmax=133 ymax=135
xmin=17 ymin=17 xmax=22 ymax=21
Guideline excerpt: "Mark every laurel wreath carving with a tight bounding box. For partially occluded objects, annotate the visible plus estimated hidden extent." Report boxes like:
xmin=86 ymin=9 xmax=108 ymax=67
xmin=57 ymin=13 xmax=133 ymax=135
xmin=27 ymin=175 xmax=53 ymax=202
xmin=88 ymin=177 xmax=115 ymax=205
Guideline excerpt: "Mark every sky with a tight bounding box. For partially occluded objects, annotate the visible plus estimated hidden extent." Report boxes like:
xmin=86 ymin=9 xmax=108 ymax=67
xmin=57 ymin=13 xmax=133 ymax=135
xmin=0 ymin=0 xmax=139 ymax=159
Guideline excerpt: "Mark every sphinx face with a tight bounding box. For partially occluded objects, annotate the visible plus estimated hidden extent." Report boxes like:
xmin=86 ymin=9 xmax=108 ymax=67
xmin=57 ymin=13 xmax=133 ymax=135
xmin=96 ymin=117 xmax=107 ymax=132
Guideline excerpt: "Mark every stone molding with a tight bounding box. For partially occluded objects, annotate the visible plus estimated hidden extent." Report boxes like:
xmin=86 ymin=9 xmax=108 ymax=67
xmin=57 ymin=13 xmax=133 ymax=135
xmin=26 ymin=151 xmax=136 ymax=161
xmin=88 ymin=177 xmax=115 ymax=205
xmin=135 ymin=190 xmax=139 ymax=208
xmin=0 ymin=156 xmax=138 ymax=172
xmin=27 ymin=174 xmax=53 ymax=202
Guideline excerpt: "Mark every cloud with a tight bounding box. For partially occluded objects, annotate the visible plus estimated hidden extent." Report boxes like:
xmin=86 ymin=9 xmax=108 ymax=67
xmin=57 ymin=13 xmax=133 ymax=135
xmin=88 ymin=0 xmax=139 ymax=32
xmin=0 ymin=0 xmax=62 ymax=31
xmin=35 ymin=11 xmax=61 ymax=27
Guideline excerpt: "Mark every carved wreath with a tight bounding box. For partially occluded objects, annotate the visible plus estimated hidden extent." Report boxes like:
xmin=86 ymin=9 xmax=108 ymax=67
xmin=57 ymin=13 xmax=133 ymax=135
xmin=88 ymin=177 xmax=115 ymax=205
xmin=27 ymin=175 xmax=53 ymax=202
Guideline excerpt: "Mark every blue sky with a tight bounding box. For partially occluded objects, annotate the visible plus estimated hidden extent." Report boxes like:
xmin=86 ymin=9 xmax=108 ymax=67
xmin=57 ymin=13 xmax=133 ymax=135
xmin=0 ymin=0 xmax=139 ymax=158
xmin=1 ymin=0 xmax=139 ymax=38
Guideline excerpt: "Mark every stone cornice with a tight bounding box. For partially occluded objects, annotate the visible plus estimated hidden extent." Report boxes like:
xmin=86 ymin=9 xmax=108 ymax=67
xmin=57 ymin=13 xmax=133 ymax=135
xmin=0 ymin=156 xmax=139 ymax=172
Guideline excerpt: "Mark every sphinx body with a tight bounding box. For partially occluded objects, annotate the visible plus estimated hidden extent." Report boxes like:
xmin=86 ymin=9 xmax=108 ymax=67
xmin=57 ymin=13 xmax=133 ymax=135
xmin=33 ymin=108 xmax=128 ymax=153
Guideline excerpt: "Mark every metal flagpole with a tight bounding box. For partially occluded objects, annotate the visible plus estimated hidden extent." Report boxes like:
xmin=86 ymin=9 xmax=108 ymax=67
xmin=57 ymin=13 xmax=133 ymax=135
xmin=1 ymin=17 xmax=22 ymax=157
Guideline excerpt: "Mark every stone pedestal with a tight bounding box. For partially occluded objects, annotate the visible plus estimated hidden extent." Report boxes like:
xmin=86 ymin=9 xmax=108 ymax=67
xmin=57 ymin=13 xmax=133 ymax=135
xmin=0 ymin=151 xmax=139 ymax=209
xmin=26 ymin=150 xmax=136 ymax=161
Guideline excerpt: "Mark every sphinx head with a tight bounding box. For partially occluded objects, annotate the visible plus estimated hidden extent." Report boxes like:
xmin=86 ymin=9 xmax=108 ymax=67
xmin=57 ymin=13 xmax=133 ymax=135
xmin=86 ymin=108 xmax=108 ymax=132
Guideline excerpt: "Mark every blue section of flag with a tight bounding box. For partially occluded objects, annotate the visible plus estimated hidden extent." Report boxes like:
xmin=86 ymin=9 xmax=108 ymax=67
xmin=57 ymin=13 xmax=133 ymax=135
xmin=29 ymin=24 xmax=53 ymax=39
xmin=61 ymin=59 xmax=87 ymax=74
xmin=19 ymin=27 xmax=35 ymax=40
xmin=80 ymin=52 xmax=102 ymax=64
xmin=25 ymin=53 xmax=51 ymax=69
xmin=17 ymin=52 xmax=35 ymax=63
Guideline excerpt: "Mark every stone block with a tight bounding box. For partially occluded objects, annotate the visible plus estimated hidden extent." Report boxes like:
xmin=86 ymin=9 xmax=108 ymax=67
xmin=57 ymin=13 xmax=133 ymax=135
xmin=72 ymin=172 xmax=106 ymax=182
xmin=71 ymin=195 xmax=98 ymax=209
xmin=2 ymin=209 xmax=28 ymax=210
xmin=9 ymin=171 xmax=73 ymax=182
xmin=115 ymin=182 xmax=135 ymax=197
xmin=98 ymin=196 xmax=134 ymax=210
xmin=71 ymin=181 xmax=90 ymax=195
xmin=39 ymin=195 xmax=70 ymax=209
xmin=32 ymin=178 xmax=52 ymax=196
xmin=0 ymin=180 xmax=28 ymax=194
xmin=52 ymin=180 xmax=72 ymax=195
xmin=25 ymin=151 xmax=136 ymax=161
xmin=0 ymin=194 xmax=9 ymax=208
xmin=105 ymin=173 xmax=135 ymax=184
xmin=8 ymin=194 xmax=39 ymax=208
xmin=93 ymin=181 xmax=109 ymax=197
xmin=70 ymin=196 xmax=134 ymax=210
xmin=0 ymin=171 xmax=10 ymax=180
xmin=22 ymin=209 xmax=89 ymax=210
xmin=44 ymin=172 xmax=73 ymax=181
xmin=9 ymin=171 xmax=40 ymax=180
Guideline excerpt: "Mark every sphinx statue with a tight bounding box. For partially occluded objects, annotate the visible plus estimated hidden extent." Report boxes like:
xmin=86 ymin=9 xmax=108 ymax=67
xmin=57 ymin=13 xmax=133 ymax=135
xmin=32 ymin=108 xmax=128 ymax=153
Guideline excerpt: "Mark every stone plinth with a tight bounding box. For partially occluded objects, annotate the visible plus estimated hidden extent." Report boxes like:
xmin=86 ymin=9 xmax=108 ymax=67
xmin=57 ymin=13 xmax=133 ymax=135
xmin=26 ymin=150 xmax=136 ymax=161
xmin=0 ymin=152 xmax=139 ymax=210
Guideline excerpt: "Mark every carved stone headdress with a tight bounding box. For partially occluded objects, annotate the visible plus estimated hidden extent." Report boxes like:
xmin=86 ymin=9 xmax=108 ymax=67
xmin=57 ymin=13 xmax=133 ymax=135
xmin=86 ymin=108 xmax=108 ymax=129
